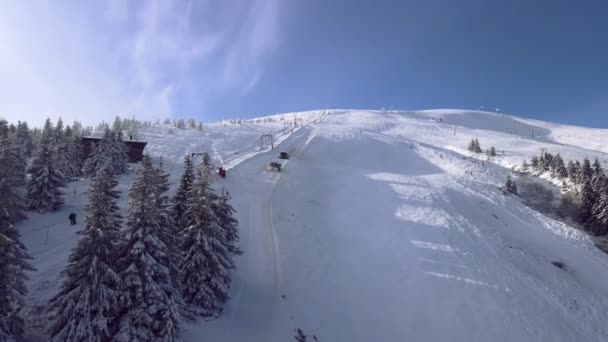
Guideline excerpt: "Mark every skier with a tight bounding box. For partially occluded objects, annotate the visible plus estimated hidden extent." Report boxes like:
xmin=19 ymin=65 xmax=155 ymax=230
xmin=69 ymin=212 xmax=77 ymax=225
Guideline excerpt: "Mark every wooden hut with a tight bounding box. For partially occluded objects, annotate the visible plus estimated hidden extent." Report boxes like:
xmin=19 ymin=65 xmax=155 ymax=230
xmin=81 ymin=137 xmax=147 ymax=163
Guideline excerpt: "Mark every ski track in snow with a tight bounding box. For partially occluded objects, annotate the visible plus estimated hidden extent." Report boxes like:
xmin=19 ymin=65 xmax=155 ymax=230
xmin=16 ymin=109 xmax=608 ymax=341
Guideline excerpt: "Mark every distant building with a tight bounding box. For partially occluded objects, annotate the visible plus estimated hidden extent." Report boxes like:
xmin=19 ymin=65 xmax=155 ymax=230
xmin=81 ymin=136 xmax=147 ymax=163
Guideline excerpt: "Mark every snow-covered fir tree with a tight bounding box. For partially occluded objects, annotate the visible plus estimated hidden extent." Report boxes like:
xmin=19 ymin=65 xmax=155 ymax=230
xmin=47 ymin=167 xmax=122 ymax=342
xmin=581 ymin=158 xmax=593 ymax=183
xmin=552 ymin=153 xmax=568 ymax=178
xmin=26 ymin=142 xmax=66 ymax=213
xmin=489 ymin=146 xmax=496 ymax=157
xmin=566 ymin=160 xmax=576 ymax=182
xmin=580 ymin=176 xmax=597 ymax=228
xmin=152 ymin=159 xmax=183 ymax=288
xmin=180 ymin=170 xmax=234 ymax=318
xmin=213 ymin=191 xmax=243 ymax=257
xmin=83 ymin=129 xmax=113 ymax=177
xmin=502 ymin=175 xmax=518 ymax=195
xmin=0 ymin=221 xmax=34 ymax=341
xmin=592 ymin=185 xmax=608 ymax=236
xmin=172 ymin=156 xmax=195 ymax=231
xmin=531 ymin=156 xmax=539 ymax=170
xmin=83 ymin=128 xmax=128 ymax=177
xmin=522 ymin=160 xmax=529 ymax=172
xmin=0 ymin=146 xmax=33 ymax=341
xmin=113 ymin=156 xmax=182 ymax=342
xmin=110 ymin=130 xmax=129 ymax=175
xmin=63 ymin=125 xmax=84 ymax=179
xmin=592 ymin=158 xmax=603 ymax=177
xmin=15 ymin=121 xmax=34 ymax=158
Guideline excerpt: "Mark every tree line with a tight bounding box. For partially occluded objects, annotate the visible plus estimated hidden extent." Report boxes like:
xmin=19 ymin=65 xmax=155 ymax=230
xmin=0 ymin=116 xmax=242 ymax=341
xmin=46 ymin=153 xmax=241 ymax=341
xmin=522 ymin=151 xmax=608 ymax=236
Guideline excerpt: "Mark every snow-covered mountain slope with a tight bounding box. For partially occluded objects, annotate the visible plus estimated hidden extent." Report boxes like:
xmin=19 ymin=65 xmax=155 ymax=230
xmin=19 ymin=109 xmax=608 ymax=341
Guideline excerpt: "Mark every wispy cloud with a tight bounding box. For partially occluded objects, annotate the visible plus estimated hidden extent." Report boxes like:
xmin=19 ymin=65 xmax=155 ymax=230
xmin=0 ymin=0 xmax=282 ymax=125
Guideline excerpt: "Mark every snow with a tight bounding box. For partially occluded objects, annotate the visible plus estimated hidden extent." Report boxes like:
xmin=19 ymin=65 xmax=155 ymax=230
xmin=17 ymin=109 xmax=608 ymax=341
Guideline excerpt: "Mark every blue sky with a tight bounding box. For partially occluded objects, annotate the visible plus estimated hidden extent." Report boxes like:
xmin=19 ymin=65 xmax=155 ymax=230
xmin=1 ymin=0 xmax=607 ymax=127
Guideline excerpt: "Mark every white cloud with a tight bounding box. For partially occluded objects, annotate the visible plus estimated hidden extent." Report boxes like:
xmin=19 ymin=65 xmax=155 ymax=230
xmin=0 ymin=0 xmax=282 ymax=126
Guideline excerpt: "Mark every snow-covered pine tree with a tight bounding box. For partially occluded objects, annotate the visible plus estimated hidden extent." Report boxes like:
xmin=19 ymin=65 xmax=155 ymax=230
xmin=187 ymin=119 xmax=196 ymax=129
xmin=593 ymin=158 xmax=603 ymax=177
xmin=0 ymin=125 xmax=27 ymax=187
xmin=113 ymin=156 xmax=182 ymax=342
xmin=172 ymin=156 xmax=195 ymax=231
xmin=83 ymin=129 xmax=113 ymax=177
xmin=202 ymin=152 xmax=214 ymax=176
xmin=112 ymin=116 xmax=123 ymax=132
xmin=552 ymin=153 xmax=568 ymax=178
xmin=62 ymin=125 xmax=84 ymax=179
xmin=197 ymin=122 xmax=203 ymax=131
xmin=110 ymin=130 xmax=129 ymax=175
xmin=0 ymin=145 xmax=33 ymax=341
xmin=213 ymin=191 xmax=243 ymax=257
xmin=152 ymin=160 xmax=183 ymax=289
xmin=180 ymin=170 xmax=234 ymax=318
xmin=15 ymin=121 xmax=34 ymax=158
xmin=467 ymin=139 xmax=476 ymax=152
xmin=592 ymin=185 xmax=608 ymax=236
xmin=544 ymin=152 xmax=554 ymax=173
xmin=502 ymin=175 xmax=518 ymax=195
xmin=26 ymin=142 xmax=66 ymax=213
xmin=581 ymin=158 xmax=593 ymax=183
xmin=474 ymin=139 xmax=482 ymax=153
xmin=531 ymin=156 xmax=539 ymax=170
xmin=580 ymin=176 xmax=597 ymax=229
xmin=574 ymin=160 xmax=582 ymax=183
xmin=47 ymin=167 xmax=122 ymax=342
xmin=489 ymin=146 xmax=496 ymax=157
xmin=567 ymin=160 xmax=577 ymax=182
xmin=522 ymin=160 xmax=529 ymax=172
xmin=0 ymin=218 xmax=34 ymax=341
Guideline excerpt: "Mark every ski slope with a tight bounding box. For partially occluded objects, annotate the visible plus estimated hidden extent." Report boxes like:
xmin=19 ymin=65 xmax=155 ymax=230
xmin=18 ymin=109 xmax=608 ymax=341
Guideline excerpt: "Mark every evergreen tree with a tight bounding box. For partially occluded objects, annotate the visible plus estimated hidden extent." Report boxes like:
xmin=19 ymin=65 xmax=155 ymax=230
xmin=581 ymin=158 xmax=593 ymax=183
xmin=187 ymin=119 xmax=196 ymax=128
xmin=172 ymin=156 xmax=195 ymax=231
xmin=467 ymin=139 xmax=476 ymax=152
xmin=15 ymin=121 xmax=34 ymax=157
xmin=0 ymin=149 xmax=33 ymax=341
xmin=522 ymin=160 xmax=529 ymax=172
xmin=0 ymin=219 xmax=34 ymax=341
xmin=152 ymin=160 xmax=183 ymax=289
xmin=580 ymin=176 xmax=597 ymax=228
xmin=502 ymin=175 xmax=518 ymax=195
xmin=113 ymin=156 xmax=182 ymax=342
xmin=112 ymin=116 xmax=123 ymax=132
xmin=180 ymin=171 xmax=234 ymax=318
xmin=567 ymin=160 xmax=577 ymax=182
xmin=197 ymin=122 xmax=203 ymax=131
xmin=489 ymin=146 xmax=496 ymax=157
xmin=26 ymin=143 xmax=66 ymax=212
xmin=47 ymin=167 xmax=122 ymax=342
xmin=62 ymin=125 xmax=84 ymax=179
xmin=531 ymin=156 xmax=539 ymax=170
xmin=474 ymin=139 xmax=482 ymax=153
xmin=110 ymin=130 xmax=129 ymax=175
xmin=592 ymin=186 xmax=608 ymax=236
xmin=593 ymin=158 xmax=603 ymax=177
xmin=83 ymin=129 xmax=113 ymax=177
xmin=574 ymin=160 xmax=582 ymax=183
xmin=552 ymin=153 xmax=568 ymax=178
xmin=213 ymin=191 xmax=243 ymax=258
